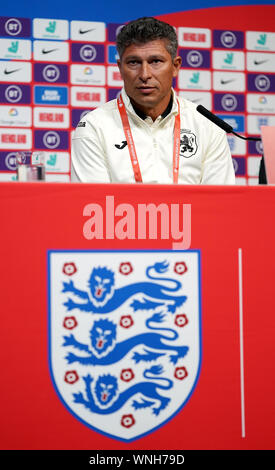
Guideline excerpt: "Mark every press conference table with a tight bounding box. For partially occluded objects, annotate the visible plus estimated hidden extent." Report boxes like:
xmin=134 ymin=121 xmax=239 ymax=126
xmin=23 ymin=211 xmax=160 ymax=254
xmin=1 ymin=182 xmax=275 ymax=450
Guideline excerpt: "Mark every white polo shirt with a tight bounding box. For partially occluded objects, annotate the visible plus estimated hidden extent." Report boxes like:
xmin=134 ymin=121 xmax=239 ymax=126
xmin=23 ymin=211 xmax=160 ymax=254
xmin=71 ymin=88 xmax=235 ymax=185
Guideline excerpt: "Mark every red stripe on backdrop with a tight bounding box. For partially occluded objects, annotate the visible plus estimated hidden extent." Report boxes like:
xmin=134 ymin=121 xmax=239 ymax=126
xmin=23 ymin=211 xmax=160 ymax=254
xmin=157 ymin=5 xmax=275 ymax=30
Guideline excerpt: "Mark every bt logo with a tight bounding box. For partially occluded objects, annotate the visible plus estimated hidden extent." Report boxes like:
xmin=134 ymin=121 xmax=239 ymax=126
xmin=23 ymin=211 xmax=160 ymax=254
xmin=221 ymin=94 xmax=237 ymax=111
xmin=43 ymin=131 xmax=60 ymax=149
xmin=186 ymin=51 xmax=203 ymax=68
xmin=221 ymin=31 xmax=237 ymax=48
xmin=5 ymin=152 xmax=17 ymax=171
xmin=255 ymin=75 xmax=270 ymax=92
xmin=80 ymin=45 xmax=97 ymax=62
xmin=5 ymin=18 xmax=22 ymax=36
xmin=5 ymin=85 xmax=22 ymax=103
xmin=42 ymin=64 xmax=60 ymax=82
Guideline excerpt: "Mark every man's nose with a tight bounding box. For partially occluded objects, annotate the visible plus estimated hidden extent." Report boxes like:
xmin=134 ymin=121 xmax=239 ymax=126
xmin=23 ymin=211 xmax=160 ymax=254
xmin=139 ymin=62 xmax=152 ymax=81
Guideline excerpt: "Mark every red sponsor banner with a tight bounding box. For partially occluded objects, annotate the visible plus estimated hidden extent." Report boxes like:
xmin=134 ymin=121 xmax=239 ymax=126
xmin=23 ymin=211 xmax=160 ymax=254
xmin=0 ymin=182 xmax=275 ymax=449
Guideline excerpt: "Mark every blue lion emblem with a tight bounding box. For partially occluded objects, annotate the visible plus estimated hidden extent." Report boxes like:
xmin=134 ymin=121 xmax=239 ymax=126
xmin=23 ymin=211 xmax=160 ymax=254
xmin=73 ymin=365 xmax=173 ymax=416
xmin=63 ymin=313 xmax=188 ymax=365
xmin=62 ymin=261 xmax=187 ymax=314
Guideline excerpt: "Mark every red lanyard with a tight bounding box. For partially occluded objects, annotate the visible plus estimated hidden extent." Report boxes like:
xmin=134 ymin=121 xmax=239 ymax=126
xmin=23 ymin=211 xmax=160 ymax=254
xmin=117 ymin=94 xmax=181 ymax=184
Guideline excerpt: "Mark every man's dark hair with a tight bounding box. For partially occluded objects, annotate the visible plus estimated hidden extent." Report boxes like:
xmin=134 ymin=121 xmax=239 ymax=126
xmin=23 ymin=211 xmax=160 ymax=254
xmin=116 ymin=17 xmax=178 ymax=59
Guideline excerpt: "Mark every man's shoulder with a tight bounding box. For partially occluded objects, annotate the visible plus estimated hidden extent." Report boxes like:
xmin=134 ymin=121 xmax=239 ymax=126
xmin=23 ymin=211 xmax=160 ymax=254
xmin=83 ymin=97 xmax=118 ymax=123
xmin=73 ymin=97 xmax=119 ymax=138
xmin=177 ymin=94 xmax=224 ymax=134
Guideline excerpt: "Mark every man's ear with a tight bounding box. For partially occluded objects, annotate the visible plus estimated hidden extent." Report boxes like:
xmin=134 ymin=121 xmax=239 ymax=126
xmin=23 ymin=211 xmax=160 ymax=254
xmin=173 ymin=55 xmax=182 ymax=77
xmin=117 ymin=59 xmax=121 ymax=71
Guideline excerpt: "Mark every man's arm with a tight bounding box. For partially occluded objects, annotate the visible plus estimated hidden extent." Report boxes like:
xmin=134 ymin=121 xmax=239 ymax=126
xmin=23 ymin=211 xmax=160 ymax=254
xmin=71 ymin=118 xmax=111 ymax=183
xmin=200 ymin=125 xmax=235 ymax=185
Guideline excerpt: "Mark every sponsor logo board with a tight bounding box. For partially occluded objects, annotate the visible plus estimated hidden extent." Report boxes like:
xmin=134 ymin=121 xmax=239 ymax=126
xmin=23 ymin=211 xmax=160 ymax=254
xmin=246 ymin=31 xmax=275 ymax=52
xmin=0 ymin=60 xmax=31 ymax=83
xmin=179 ymin=49 xmax=210 ymax=69
xmin=0 ymin=17 xmax=31 ymax=37
xmin=33 ymin=18 xmax=69 ymax=40
xmin=0 ymin=151 xmax=18 ymax=171
xmin=0 ymin=84 xmax=31 ymax=104
xmin=247 ymin=73 xmax=275 ymax=92
xmin=178 ymin=91 xmax=212 ymax=109
xmin=217 ymin=114 xmax=245 ymax=132
xmin=247 ymin=115 xmax=275 ymax=135
xmin=178 ymin=27 xmax=211 ymax=48
xmin=0 ymin=105 xmax=31 ymax=127
xmin=34 ymin=63 xmax=68 ymax=84
xmin=247 ymin=93 xmax=275 ymax=114
xmin=178 ymin=70 xmax=211 ymax=90
xmin=0 ymin=38 xmax=31 ymax=60
xmin=213 ymin=72 xmax=245 ymax=91
xmin=34 ymin=129 xmax=69 ymax=150
xmin=70 ymin=64 xmax=105 ymax=86
xmin=212 ymin=50 xmax=245 ymax=71
xmin=107 ymin=66 xmax=123 ymax=87
xmin=70 ymin=21 xmax=106 ymax=42
xmin=71 ymin=43 xmax=105 ymax=63
xmin=213 ymin=30 xmax=244 ymax=49
xmin=34 ymin=107 xmax=69 ymax=128
xmin=213 ymin=93 xmax=245 ymax=112
xmin=34 ymin=86 xmax=68 ymax=106
xmin=44 ymin=151 xmax=70 ymax=173
xmin=246 ymin=52 xmax=275 ymax=72
xmin=0 ymin=127 xmax=32 ymax=149
xmin=33 ymin=40 xmax=69 ymax=62
xmin=71 ymin=86 xmax=106 ymax=107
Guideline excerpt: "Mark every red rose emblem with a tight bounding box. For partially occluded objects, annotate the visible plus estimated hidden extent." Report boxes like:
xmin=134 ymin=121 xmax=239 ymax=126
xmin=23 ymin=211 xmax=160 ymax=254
xmin=64 ymin=370 xmax=79 ymax=384
xmin=174 ymin=366 xmax=188 ymax=380
xmin=121 ymin=414 xmax=135 ymax=428
xmin=119 ymin=262 xmax=133 ymax=275
xmin=175 ymin=314 xmax=188 ymax=328
xmin=174 ymin=262 xmax=188 ymax=275
xmin=120 ymin=315 xmax=134 ymax=328
xmin=63 ymin=262 xmax=77 ymax=276
xmin=63 ymin=316 xmax=78 ymax=330
xmin=120 ymin=369 xmax=135 ymax=382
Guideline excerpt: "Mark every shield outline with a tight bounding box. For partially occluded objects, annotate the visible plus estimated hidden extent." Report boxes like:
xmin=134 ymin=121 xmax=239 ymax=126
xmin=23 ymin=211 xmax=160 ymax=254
xmin=47 ymin=249 xmax=202 ymax=443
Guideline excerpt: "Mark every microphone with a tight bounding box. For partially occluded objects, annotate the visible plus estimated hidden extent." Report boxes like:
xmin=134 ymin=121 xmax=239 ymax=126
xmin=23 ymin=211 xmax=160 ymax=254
xmin=196 ymin=104 xmax=261 ymax=141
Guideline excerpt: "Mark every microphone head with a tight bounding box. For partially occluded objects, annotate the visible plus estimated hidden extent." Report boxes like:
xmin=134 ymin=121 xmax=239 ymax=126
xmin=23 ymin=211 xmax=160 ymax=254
xmin=196 ymin=104 xmax=233 ymax=133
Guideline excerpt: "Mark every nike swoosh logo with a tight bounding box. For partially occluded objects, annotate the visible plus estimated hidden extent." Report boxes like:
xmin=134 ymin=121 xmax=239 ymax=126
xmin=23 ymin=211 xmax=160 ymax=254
xmin=4 ymin=68 xmax=21 ymax=75
xmin=220 ymin=79 xmax=236 ymax=85
xmin=79 ymin=28 xmax=95 ymax=34
xmin=254 ymin=59 xmax=269 ymax=65
xmin=42 ymin=48 xmax=59 ymax=54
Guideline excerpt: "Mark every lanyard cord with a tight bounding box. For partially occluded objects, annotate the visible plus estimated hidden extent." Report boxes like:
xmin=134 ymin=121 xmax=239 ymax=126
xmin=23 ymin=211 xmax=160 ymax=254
xmin=117 ymin=93 xmax=181 ymax=184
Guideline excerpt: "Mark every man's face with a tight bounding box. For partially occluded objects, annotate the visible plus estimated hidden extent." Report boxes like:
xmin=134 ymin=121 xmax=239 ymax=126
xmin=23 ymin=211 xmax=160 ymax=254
xmin=117 ymin=39 xmax=182 ymax=116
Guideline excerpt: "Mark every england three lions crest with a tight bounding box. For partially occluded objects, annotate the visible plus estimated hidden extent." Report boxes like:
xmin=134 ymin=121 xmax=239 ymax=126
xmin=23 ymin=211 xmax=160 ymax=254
xmin=48 ymin=250 xmax=201 ymax=442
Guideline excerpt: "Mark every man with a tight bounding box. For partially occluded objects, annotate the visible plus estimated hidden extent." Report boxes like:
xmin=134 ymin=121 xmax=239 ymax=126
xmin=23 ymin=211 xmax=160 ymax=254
xmin=71 ymin=17 xmax=235 ymax=184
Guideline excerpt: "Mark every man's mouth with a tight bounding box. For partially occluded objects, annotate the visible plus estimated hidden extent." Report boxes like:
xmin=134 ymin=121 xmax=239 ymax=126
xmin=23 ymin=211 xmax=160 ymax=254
xmin=137 ymin=86 xmax=155 ymax=94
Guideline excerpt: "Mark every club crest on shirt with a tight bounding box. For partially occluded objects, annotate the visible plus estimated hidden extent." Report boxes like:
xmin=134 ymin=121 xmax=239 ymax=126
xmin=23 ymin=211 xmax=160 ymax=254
xmin=180 ymin=130 xmax=198 ymax=158
xmin=48 ymin=250 xmax=201 ymax=442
